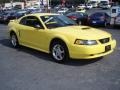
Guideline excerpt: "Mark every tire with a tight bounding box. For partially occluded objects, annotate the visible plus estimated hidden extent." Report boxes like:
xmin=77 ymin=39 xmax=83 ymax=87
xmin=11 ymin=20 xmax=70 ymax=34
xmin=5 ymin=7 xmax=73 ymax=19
xmin=50 ymin=41 xmax=69 ymax=63
xmin=10 ymin=33 xmax=19 ymax=48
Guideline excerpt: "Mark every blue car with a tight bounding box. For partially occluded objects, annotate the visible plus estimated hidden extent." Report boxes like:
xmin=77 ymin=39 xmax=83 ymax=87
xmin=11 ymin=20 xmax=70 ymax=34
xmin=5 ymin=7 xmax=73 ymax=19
xmin=88 ymin=12 xmax=111 ymax=27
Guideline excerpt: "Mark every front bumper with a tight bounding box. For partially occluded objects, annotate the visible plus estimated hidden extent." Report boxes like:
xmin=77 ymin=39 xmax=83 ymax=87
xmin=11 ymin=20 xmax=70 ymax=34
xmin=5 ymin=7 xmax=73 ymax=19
xmin=69 ymin=39 xmax=116 ymax=59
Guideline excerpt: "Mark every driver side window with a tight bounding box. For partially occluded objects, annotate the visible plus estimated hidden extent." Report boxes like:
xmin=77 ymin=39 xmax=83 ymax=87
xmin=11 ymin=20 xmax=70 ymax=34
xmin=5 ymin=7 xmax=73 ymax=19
xmin=19 ymin=16 xmax=44 ymax=29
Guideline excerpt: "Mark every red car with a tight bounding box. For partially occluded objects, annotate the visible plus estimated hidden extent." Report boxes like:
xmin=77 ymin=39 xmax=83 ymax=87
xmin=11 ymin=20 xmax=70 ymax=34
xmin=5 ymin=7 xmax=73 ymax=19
xmin=66 ymin=12 xmax=88 ymax=25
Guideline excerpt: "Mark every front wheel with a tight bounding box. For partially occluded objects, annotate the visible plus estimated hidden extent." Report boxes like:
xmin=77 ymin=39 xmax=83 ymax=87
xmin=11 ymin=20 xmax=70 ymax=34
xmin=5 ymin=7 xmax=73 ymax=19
xmin=50 ymin=42 xmax=69 ymax=63
xmin=10 ymin=33 xmax=19 ymax=48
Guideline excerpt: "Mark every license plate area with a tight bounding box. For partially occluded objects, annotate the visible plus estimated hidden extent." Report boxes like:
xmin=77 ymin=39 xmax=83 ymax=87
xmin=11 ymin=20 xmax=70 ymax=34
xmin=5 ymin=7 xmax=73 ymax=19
xmin=105 ymin=45 xmax=111 ymax=52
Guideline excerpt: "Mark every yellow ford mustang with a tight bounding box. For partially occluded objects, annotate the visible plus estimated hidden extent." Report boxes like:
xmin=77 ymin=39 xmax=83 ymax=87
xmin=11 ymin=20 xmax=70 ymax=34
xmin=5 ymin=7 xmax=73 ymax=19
xmin=8 ymin=13 xmax=116 ymax=63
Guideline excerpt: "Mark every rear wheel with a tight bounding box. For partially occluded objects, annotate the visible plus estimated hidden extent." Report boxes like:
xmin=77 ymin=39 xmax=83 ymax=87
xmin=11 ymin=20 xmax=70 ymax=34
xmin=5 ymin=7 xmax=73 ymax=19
xmin=50 ymin=41 xmax=69 ymax=63
xmin=10 ymin=33 xmax=19 ymax=48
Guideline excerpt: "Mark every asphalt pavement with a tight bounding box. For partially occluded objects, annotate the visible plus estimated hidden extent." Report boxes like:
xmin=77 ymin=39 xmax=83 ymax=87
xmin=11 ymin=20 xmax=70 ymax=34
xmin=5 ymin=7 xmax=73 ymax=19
xmin=0 ymin=23 xmax=120 ymax=90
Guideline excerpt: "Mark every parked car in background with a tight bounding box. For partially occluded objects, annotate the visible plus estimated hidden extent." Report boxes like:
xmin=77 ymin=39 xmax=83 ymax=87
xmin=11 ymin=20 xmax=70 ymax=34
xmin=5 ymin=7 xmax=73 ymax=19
xmin=11 ymin=10 xmax=30 ymax=19
xmin=88 ymin=12 xmax=111 ymax=27
xmin=86 ymin=4 xmax=93 ymax=9
xmin=100 ymin=3 xmax=111 ymax=9
xmin=114 ymin=13 xmax=120 ymax=27
xmin=77 ymin=4 xmax=86 ymax=9
xmin=89 ymin=1 xmax=98 ymax=8
xmin=29 ymin=9 xmax=42 ymax=14
xmin=54 ymin=5 xmax=62 ymax=10
xmin=0 ymin=10 xmax=16 ymax=23
xmin=66 ymin=12 xmax=88 ymax=25
xmin=57 ymin=8 xmax=69 ymax=15
xmin=26 ymin=6 xmax=38 ymax=10
xmin=0 ymin=9 xmax=31 ymax=23
xmin=99 ymin=0 xmax=109 ymax=6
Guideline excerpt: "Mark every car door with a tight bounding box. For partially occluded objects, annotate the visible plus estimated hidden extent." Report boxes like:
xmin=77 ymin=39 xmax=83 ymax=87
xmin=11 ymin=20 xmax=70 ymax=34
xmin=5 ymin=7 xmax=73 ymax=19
xmin=18 ymin=16 xmax=49 ymax=51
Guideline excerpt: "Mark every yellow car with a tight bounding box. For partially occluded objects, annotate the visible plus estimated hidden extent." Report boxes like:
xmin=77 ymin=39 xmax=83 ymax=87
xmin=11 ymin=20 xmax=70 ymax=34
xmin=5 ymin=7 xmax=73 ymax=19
xmin=8 ymin=13 xmax=116 ymax=63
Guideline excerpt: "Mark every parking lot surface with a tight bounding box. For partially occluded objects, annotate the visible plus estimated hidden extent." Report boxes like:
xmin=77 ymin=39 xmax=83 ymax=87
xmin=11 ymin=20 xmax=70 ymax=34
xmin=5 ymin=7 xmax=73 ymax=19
xmin=0 ymin=23 xmax=120 ymax=90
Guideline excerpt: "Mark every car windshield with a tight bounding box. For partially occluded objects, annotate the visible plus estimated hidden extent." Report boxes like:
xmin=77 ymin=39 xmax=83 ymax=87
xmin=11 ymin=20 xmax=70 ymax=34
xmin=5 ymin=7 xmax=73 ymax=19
xmin=41 ymin=15 xmax=76 ymax=29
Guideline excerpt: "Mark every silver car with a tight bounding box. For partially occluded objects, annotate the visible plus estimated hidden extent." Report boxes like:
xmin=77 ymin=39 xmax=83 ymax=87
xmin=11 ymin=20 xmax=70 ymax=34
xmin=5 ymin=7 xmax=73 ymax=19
xmin=100 ymin=3 xmax=111 ymax=9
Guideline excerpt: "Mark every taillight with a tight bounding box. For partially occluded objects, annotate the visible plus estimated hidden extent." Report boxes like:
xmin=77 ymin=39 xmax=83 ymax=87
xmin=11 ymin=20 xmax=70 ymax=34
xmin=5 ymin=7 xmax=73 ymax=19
xmin=68 ymin=16 xmax=77 ymax=20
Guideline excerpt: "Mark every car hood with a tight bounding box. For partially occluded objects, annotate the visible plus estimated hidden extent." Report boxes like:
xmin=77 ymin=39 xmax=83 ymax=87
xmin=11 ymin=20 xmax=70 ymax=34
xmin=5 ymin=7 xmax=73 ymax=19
xmin=51 ymin=26 xmax=111 ymax=40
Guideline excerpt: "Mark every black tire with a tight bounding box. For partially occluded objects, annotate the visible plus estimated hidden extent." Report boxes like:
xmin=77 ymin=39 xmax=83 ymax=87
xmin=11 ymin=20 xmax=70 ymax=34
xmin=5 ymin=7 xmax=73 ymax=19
xmin=50 ymin=41 xmax=69 ymax=63
xmin=10 ymin=33 xmax=19 ymax=48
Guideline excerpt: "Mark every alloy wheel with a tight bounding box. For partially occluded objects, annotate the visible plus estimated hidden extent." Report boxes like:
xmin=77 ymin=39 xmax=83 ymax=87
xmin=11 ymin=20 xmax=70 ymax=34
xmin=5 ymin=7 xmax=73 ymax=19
xmin=52 ymin=44 xmax=65 ymax=61
xmin=11 ymin=34 xmax=18 ymax=47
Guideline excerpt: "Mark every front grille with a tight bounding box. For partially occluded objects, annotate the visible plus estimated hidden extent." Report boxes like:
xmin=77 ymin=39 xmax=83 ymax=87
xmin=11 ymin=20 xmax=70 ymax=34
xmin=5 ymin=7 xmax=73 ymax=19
xmin=99 ymin=38 xmax=110 ymax=44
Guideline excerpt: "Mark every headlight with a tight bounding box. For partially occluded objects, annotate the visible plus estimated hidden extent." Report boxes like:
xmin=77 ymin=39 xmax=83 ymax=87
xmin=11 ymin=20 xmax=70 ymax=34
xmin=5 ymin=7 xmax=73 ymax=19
xmin=74 ymin=39 xmax=97 ymax=45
